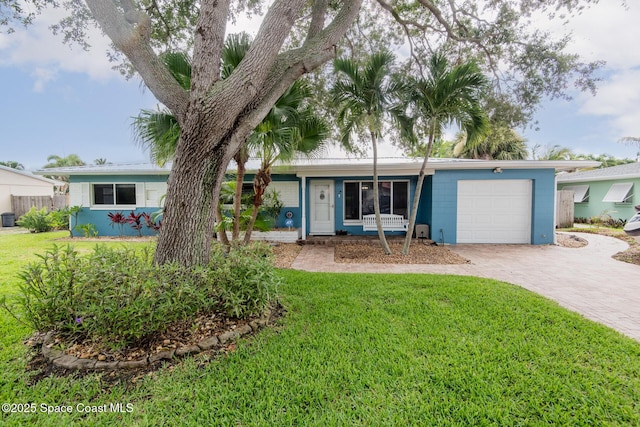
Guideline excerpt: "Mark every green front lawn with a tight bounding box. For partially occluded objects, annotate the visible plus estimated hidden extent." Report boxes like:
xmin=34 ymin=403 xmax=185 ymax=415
xmin=1 ymin=232 xmax=639 ymax=426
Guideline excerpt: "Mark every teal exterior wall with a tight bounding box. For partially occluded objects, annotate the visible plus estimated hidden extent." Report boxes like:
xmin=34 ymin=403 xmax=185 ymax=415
xmin=68 ymin=167 xmax=558 ymax=243
xmin=69 ymin=174 xmax=168 ymax=237
xmin=70 ymin=173 xmax=304 ymax=237
xmin=558 ymin=178 xmax=640 ymax=221
xmin=429 ymin=168 xmax=556 ymax=245
xmin=305 ymin=175 xmax=431 ymax=237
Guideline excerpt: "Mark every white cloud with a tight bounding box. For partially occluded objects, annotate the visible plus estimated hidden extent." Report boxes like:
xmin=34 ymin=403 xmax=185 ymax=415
xmin=0 ymin=5 xmax=118 ymax=89
xmin=561 ymin=3 xmax=640 ymax=70
xmin=539 ymin=3 xmax=640 ymax=144
xmin=30 ymin=67 xmax=57 ymax=92
xmin=577 ymin=67 xmax=640 ymax=139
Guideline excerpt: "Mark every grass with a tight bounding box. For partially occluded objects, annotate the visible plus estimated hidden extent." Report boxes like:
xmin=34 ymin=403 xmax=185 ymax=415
xmin=1 ymin=231 xmax=640 ymax=425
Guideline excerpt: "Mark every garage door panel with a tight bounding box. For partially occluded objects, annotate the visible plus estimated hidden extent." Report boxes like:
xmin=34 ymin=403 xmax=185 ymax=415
xmin=457 ymin=180 xmax=531 ymax=244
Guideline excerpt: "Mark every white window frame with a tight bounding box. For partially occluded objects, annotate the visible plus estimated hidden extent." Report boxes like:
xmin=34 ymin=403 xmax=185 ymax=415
xmin=343 ymin=180 xmax=410 ymax=224
xmin=602 ymin=182 xmax=634 ymax=203
xmin=90 ymin=183 xmax=139 ymax=210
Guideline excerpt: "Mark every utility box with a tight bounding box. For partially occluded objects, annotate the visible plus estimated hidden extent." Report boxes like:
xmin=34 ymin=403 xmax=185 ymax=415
xmin=1 ymin=212 xmax=16 ymax=227
xmin=415 ymin=224 xmax=429 ymax=239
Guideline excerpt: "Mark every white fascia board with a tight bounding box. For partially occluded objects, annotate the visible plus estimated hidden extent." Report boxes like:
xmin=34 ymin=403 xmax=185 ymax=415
xmin=289 ymin=160 xmax=600 ymax=177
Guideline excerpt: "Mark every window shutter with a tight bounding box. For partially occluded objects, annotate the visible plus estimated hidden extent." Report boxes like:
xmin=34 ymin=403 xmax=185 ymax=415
xmin=266 ymin=181 xmax=299 ymax=207
xmin=69 ymin=183 xmax=90 ymax=207
xmin=135 ymin=183 xmax=146 ymax=207
xmin=144 ymin=182 xmax=167 ymax=207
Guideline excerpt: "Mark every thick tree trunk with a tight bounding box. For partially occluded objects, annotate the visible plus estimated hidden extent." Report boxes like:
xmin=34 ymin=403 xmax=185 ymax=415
xmin=86 ymin=0 xmax=364 ymax=267
xmin=154 ymin=131 xmax=228 ymax=266
xmin=402 ymin=131 xmax=435 ymax=255
xmin=371 ymin=130 xmax=392 ymax=255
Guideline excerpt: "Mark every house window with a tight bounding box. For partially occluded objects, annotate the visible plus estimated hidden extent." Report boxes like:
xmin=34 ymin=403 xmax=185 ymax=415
xmin=344 ymin=181 xmax=409 ymax=221
xmin=602 ymin=182 xmax=633 ymax=203
xmin=93 ymin=184 xmax=136 ymax=206
xmin=562 ymin=185 xmax=589 ymax=203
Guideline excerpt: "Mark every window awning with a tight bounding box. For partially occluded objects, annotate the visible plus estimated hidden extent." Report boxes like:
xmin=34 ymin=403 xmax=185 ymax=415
xmin=562 ymin=185 xmax=589 ymax=203
xmin=603 ymin=182 xmax=634 ymax=203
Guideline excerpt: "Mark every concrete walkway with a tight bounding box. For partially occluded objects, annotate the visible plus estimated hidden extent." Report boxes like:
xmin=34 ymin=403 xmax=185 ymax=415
xmin=292 ymin=232 xmax=640 ymax=341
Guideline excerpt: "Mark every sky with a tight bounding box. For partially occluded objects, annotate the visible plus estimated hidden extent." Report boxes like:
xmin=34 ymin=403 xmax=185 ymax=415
xmin=0 ymin=2 xmax=639 ymax=171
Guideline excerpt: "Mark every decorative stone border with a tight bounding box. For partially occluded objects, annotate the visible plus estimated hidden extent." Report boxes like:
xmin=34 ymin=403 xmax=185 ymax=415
xmin=40 ymin=310 xmax=272 ymax=371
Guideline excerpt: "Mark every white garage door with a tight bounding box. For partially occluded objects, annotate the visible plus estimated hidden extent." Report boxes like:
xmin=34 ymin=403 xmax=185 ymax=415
xmin=457 ymin=180 xmax=532 ymax=244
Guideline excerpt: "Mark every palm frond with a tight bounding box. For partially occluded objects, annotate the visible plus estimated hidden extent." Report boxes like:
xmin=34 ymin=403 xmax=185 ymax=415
xmin=160 ymin=51 xmax=192 ymax=90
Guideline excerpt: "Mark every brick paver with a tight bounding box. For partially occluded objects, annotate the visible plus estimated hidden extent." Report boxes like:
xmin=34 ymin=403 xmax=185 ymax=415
xmin=291 ymin=232 xmax=640 ymax=341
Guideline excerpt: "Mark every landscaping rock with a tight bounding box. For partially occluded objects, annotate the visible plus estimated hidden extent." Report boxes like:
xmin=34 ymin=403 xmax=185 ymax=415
xmin=218 ymin=331 xmax=238 ymax=344
xmin=197 ymin=336 xmax=220 ymax=350
xmin=53 ymin=355 xmax=81 ymax=370
xmin=118 ymin=359 xmax=149 ymax=369
xmin=149 ymin=350 xmax=175 ymax=363
xmin=237 ymin=324 xmax=252 ymax=336
xmin=175 ymin=345 xmax=201 ymax=357
xmin=94 ymin=360 xmax=119 ymax=370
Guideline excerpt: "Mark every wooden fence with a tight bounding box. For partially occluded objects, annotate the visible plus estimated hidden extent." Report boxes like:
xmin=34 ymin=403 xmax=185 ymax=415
xmin=556 ymin=190 xmax=574 ymax=228
xmin=11 ymin=195 xmax=67 ymax=219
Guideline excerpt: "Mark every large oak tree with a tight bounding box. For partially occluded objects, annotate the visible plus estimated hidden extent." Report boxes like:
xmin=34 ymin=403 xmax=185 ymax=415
xmin=2 ymin=0 xmax=612 ymax=266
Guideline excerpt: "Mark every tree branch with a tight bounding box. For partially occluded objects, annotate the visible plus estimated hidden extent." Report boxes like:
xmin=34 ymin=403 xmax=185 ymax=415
xmin=306 ymin=0 xmax=328 ymax=43
xmin=190 ymin=0 xmax=231 ymax=99
xmin=85 ymin=0 xmax=189 ymax=121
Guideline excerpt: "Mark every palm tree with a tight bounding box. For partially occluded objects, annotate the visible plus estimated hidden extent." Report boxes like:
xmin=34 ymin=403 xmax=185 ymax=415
xmin=531 ymin=144 xmax=575 ymax=160
xmin=243 ymin=80 xmax=330 ymax=243
xmin=132 ymin=51 xmax=192 ymax=166
xmin=402 ymin=53 xmax=488 ymax=255
xmin=132 ymin=34 xmax=325 ymax=245
xmin=94 ymin=158 xmax=109 ymax=165
xmin=332 ymin=51 xmax=410 ymax=255
xmin=0 ymin=160 xmax=24 ymax=170
xmin=132 ymin=35 xmax=253 ymax=242
xmin=43 ymin=154 xmax=86 ymax=185
xmin=454 ymin=125 xmax=528 ymax=160
xmin=43 ymin=154 xmax=85 ymax=168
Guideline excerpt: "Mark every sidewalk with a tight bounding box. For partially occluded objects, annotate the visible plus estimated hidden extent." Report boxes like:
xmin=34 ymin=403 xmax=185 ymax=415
xmin=292 ymin=232 xmax=640 ymax=341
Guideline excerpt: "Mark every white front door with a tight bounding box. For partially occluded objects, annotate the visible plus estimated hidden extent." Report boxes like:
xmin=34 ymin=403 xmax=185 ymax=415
xmin=309 ymin=180 xmax=335 ymax=235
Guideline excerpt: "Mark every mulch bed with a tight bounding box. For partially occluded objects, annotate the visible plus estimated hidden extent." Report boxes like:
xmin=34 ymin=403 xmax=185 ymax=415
xmin=335 ymin=242 xmax=470 ymax=264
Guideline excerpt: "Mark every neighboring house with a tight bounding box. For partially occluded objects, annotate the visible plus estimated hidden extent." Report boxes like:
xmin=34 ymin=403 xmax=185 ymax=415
xmin=557 ymin=162 xmax=640 ymax=222
xmin=0 ymin=165 xmax=60 ymax=225
xmin=36 ymin=158 xmax=597 ymax=243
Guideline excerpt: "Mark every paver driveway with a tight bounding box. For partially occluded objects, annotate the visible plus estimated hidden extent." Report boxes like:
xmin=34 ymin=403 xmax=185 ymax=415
xmin=292 ymin=232 xmax=640 ymax=341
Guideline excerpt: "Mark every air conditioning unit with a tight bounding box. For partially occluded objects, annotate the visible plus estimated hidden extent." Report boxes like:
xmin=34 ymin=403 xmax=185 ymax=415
xmin=415 ymin=224 xmax=430 ymax=239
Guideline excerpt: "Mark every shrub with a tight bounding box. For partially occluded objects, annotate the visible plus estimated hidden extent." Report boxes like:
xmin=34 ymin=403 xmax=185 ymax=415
xmin=17 ymin=207 xmax=52 ymax=233
xmin=47 ymin=207 xmax=70 ymax=230
xmin=76 ymin=223 xmax=98 ymax=237
xmin=107 ymin=211 xmax=127 ymax=237
xmin=127 ymin=211 xmax=144 ymax=237
xmin=210 ymin=242 xmax=280 ymax=317
xmin=5 ymin=243 xmax=279 ymax=348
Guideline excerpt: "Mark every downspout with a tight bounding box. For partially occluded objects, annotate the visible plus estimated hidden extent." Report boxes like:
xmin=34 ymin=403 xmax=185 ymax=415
xmin=301 ymin=176 xmax=307 ymax=241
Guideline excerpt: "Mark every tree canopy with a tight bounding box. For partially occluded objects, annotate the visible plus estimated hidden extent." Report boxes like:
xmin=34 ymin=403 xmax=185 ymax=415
xmin=1 ymin=0 xmax=619 ymax=266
